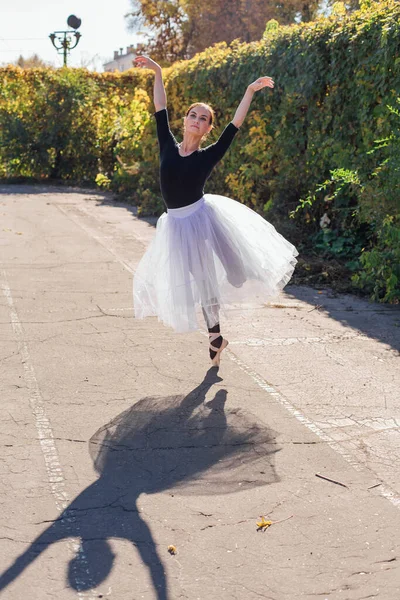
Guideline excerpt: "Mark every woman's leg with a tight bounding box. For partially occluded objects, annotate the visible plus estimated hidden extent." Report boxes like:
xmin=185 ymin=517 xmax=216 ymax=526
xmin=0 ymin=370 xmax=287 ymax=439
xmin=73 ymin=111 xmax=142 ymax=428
xmin=202 ymin=300 xmax=223 ymax=361
xmin=187 ymin=235 xmax=225 ymax=362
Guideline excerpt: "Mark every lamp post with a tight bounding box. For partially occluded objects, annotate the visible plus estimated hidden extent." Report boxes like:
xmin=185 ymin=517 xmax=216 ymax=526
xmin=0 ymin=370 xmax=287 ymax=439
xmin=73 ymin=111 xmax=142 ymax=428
xmin=49 ymin=15 xmax=82 ymax=67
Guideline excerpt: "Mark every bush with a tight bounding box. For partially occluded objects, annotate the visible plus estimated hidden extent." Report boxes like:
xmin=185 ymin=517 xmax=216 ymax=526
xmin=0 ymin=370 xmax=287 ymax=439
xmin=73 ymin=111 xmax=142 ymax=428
xmin=0 ymin=67 xmax=152 ymax=182
xmin=352 ymin=216 xmax=400 ymax=303
xmin=352 ymin=98 xmax=400 ymax=303
xmin=291 ymin=99 xmax=400 ymax=303
xmin=0 ymin=1 xmax=399 ymax=297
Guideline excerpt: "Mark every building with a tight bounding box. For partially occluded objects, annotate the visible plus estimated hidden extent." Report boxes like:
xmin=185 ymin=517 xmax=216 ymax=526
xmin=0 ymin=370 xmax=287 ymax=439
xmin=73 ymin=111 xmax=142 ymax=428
xmin=103 ymin=44 xmax=144 ymax=72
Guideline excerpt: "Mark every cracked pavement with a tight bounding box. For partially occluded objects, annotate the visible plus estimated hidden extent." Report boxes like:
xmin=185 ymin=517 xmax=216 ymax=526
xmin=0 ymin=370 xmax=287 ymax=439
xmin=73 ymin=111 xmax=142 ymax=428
xmin=0 ymin=185 xmax=399 ymax=600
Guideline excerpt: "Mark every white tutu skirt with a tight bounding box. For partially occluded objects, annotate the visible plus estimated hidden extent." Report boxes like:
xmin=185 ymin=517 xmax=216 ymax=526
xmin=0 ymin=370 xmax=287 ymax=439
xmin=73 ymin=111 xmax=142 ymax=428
xmin=133 ymin=194 xmax=298 ymax=332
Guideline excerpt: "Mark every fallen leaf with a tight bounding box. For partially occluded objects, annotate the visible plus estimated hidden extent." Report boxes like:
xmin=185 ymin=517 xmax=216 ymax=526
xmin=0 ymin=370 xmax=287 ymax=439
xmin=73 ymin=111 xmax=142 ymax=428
xmin=256 ymin=517 xmax=272 ymax=531
xmin=256 ymin=514 xmax=293 ymax=531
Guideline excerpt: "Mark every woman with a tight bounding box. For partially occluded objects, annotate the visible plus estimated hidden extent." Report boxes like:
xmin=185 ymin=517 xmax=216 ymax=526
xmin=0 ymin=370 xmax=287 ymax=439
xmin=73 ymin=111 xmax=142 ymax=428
xmin=133 ymin=55 xmax=298 ymax=367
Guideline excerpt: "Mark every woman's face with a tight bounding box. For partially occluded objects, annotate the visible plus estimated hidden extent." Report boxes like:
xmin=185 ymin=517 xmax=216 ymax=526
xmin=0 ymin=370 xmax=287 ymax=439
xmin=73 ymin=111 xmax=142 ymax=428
xmin=184 ymin=106 xmax=212 ymax=138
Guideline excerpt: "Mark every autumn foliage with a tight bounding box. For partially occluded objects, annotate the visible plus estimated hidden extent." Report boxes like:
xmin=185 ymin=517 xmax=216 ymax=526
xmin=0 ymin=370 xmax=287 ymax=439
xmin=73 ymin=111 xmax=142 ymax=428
xmin=0 ymin=1 xmax=399 ymax=301
xmin=126 ymin=0 xmax=320 ymax=62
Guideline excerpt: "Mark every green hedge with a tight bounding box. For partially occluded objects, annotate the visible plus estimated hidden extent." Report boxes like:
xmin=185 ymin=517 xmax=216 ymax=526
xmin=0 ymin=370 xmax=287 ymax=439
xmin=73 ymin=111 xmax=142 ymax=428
xmin=0 ymin=67 xmax=152 ymax=180
xmin=0 ymin=0 xmax=399 ymax=301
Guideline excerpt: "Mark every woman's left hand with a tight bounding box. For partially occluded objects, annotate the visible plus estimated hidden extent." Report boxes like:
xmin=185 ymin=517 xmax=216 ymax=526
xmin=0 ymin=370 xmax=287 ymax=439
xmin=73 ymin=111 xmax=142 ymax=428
xmin=247 ymin=77 xmax=274 ymax=93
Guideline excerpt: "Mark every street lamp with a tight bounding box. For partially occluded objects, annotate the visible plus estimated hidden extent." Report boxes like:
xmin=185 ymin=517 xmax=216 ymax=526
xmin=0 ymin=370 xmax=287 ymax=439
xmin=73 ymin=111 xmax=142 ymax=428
xmin=49 ymin=15 xmax=82 ymax=67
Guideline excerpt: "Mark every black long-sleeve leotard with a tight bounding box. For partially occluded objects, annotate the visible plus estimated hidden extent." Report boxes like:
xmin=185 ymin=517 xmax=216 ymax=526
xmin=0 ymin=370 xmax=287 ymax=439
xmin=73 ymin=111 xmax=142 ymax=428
xmin=154 ymin=108 xmax=239 ymax=209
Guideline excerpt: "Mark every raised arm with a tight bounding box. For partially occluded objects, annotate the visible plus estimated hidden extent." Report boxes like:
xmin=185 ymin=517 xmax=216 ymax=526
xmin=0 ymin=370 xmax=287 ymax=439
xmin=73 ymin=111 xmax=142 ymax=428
xmin=231 ymin=76 xmax=274 ymax=128
xmin=133 ymin=56 xmax=167 ymax=112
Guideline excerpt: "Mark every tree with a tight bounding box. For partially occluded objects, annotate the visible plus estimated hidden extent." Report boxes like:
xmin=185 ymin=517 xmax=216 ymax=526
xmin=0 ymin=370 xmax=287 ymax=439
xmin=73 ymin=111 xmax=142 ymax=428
xmin=127 ymin=0 xmax=320 ymax=63
xmin=185 ymin=0 xmax=320 ymax=55
xmin=15 ymin=54 xmax=50 ymax=69
xmin=127 ymin=0 xmax=189 ymax=64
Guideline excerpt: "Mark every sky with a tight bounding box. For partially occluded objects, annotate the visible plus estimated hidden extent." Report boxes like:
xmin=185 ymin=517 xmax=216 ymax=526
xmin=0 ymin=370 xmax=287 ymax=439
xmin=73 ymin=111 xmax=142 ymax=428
xmin=0 ymin=0 xmax=142 ymax=71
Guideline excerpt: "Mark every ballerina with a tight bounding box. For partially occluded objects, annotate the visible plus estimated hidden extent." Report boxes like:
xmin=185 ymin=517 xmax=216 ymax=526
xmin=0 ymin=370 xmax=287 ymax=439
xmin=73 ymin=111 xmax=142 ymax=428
xmin=133 ymin=55 xmax=298 ymax=366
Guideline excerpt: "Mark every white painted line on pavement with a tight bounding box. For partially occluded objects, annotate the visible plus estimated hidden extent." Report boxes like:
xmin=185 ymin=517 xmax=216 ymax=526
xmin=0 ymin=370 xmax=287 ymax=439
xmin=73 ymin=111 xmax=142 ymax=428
xmin=56 ymin=201 xmax=400 ymax=511
xmin=1 ymin=271 xmax=97 ymax=599
xmin=227 ymin=351 xmax=400 ymax=510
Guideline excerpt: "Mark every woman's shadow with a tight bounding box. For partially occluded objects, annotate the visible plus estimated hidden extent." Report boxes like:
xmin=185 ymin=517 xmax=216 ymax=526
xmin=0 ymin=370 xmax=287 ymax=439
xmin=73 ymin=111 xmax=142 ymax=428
xmin=0 ymin=368 xmax=280 ymax=599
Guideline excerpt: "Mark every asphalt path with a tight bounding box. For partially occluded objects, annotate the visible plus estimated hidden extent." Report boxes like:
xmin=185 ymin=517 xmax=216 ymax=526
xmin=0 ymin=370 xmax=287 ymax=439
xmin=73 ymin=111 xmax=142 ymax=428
xmin=1 ymin=186 xmax=399 ymax=600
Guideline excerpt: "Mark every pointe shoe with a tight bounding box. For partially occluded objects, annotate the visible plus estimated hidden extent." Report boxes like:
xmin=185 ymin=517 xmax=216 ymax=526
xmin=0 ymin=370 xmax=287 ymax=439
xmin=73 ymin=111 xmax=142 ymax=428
xmin=209 ymin=332 xmax=229 ymax=367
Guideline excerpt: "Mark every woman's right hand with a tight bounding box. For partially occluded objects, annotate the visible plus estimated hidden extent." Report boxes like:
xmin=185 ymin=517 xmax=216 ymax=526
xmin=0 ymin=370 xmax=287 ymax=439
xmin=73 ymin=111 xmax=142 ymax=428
xmin=133 ymin=55 xmax=161 ymax=73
